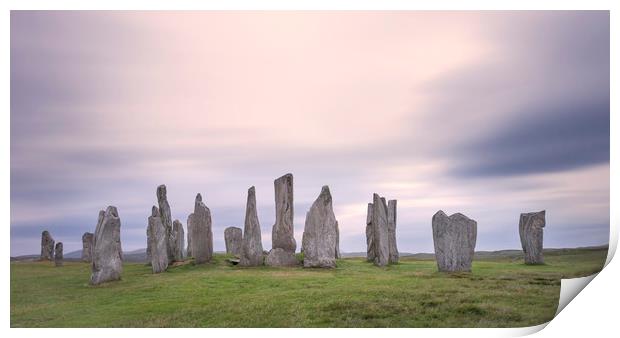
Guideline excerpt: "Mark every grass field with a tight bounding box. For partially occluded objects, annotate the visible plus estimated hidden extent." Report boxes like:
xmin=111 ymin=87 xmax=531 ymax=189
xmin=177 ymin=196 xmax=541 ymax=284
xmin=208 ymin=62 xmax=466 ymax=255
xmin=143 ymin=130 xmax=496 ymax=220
xmin=10 ymin=247 xmax=607 ymax=328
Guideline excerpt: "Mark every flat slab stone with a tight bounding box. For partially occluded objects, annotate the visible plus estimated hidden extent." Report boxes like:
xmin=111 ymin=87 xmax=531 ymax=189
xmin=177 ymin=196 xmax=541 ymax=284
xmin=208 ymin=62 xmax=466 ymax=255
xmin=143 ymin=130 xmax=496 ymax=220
xmin=148 ymin=206 xmax=168 ymax=273
xmin=387 ymin=199 xmax=399 ymax=264
xmin=157 ymin=184 xmax=175 ymax=261
xmin=271 ymin=174 xmax=297 ymax=255
xmin=90 ymin=207 xmax=123 ymax=285
xmin=519 ymin=210 xmax=546 ymax=264
xmin=40 ymin=231 xmax=55 ymax=261
xmin=82 ymin=232 xmax=94 ymax=263
xmin=172 ymin=219 xmax=185 ymax=261
xmin=191 ymin=194 xmax=214 ymax=264
xmin=265 ymin=248 xmax=298 ymax=267
xmin=432 ymin=210 xmax=477 ymax=272
xmin=372 ymin=194 xmax=390 ymax=267
xmin=54 ymin=242 xmax=63 ymax=267
xmin=224 ymin=226 xmax=243 ymax=257
xmin=365 ymin=203 xmax=375 ymax=262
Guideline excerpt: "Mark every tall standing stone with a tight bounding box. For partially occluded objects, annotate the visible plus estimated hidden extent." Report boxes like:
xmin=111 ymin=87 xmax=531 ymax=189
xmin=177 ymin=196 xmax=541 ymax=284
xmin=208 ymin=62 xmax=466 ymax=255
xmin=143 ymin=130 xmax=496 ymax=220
xmin=82 ymin=232 xmax=94 ymax=262
xmin=146 ymin=223 xmax=152 ymax=265
xmin=302 ymin=186 xmax=339 ymax=268
xmin=172 ymin=220 xmax=185 ymax=261
xmin=186 ymin=213 xmax=194 ymax=257
xmin=148 ymin=206 xmax=168 ymax=273
xmin=372 ymin=194 xmax=390 ymax=267
xmin=224 ymin=226 xmax=243 ymax=256
xmin=432 ymin=210 xmax=477 ymax=272
xmin=387 ymin=200 xmax=399 ymax=264
xmin=156 ymin=185 xmax=174 ymax=261
xmin=240 ymin=187 xmax=264 ymax=266
xmin=365 ymin=203 xmax=374 ymax=262
xmin=54 ymin=242 xmax=63 ymax=267
xmin=335 ymin=222 xmax=341 ymax=259
xmin=90 ymin=206 xmax=123 ymax=285
xmin=519 ymin=210 xmax=546 ymax=265
xmin=266 ymin=173 xmax=298 ymax=266
xmin=191 ymin=194 xmax=213 ymax=264
xmin=40 ymin=231 xmax=55 ymax=261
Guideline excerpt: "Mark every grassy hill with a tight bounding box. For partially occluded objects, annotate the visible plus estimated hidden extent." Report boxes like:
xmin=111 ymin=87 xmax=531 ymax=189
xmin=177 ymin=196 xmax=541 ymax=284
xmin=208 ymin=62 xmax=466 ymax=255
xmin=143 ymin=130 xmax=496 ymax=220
xmin=10 ymin=246 xmax=607 ymax=328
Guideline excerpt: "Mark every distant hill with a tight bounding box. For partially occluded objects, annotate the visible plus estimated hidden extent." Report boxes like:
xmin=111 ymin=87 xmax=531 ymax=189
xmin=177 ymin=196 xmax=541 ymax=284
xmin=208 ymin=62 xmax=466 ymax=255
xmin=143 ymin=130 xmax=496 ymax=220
xmin=12 ymin=245 xmax=608 ymax=263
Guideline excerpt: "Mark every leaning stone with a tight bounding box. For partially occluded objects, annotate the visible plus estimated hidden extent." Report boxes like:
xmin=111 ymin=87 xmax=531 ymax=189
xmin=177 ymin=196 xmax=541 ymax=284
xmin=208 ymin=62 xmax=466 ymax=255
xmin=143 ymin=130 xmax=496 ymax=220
xmin=90 ymin=207 xmax=123 ymax=285
xmin=148 ymin=206 xmax=168 ymax=273
xmin=372 ymin=194 xmax=390 ymax=267
xmin=240 ymin=187 xmax=264 ymax=266
xmin=387 ymin=200 xmax=399 ymax=264
xmin=265 ymin=248 xmax=298 ymax=267
xmin=365 ymin=203 xmax=374 ymax=262
xmin=271 ymin=173 xmax=296 ymax=253
xmin=432 ymin=210 xmax=477 ymax=272
xmin=186 ymin=213 xmax=194 ymax=257
xmin=40 ymin=231 xmax=55 ymax=261
xmin=82 ymin=232 xmax=94 ymax=262
xmin=172 ymin=220 xmax=185 ymax=261
xmin=519 ymin=210 xmax=546 ymax=264
xmin=191 ymin=194 xmax=213 ymax=264
xmin=54 ymin=242 xmax=63 ymax=267
xmin=302 ymin=186 xmax=339 ymax=268
xmin=156 ymin=184 xmax=174 ymax=261
xmin=224 ymin=226 xmax=243 ymax=256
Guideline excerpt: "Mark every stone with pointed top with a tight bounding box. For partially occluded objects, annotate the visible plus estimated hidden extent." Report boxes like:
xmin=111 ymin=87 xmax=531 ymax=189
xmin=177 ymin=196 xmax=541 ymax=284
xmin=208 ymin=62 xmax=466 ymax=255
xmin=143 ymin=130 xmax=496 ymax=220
xmin=267 ymin=174 xmax=298 ymax=266
xmin=156 ymin=185 xmax=175 ymax=261
xmin=302 ymin=186 xmax=339 ymax=268
xmin=90 ymin=207 xmax=123 ymax=285
xmin=432 ymin=210 xmax=477 ymax=272
xmin=519 ymin=210 xmax=546 ymax=265
xmin=240 ymin=187 xmax=264 ymax=266
xmin=372 ymin=194 xmax=390 ymax=267
xmin=148 ymin=206 xmax=168 ymax=273
xmin=191 ymin=194 xmax=213 ymax=264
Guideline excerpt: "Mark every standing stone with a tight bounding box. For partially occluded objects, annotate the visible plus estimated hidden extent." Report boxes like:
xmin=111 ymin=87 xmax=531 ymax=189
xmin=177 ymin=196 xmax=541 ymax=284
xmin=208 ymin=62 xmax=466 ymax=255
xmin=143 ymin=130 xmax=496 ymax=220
xmin=146 ymin=223 xmax=152 ymax=265
xmin=431 ymin=210 xmax=477 ymax=272
xmin=172 ymin=220 xmax=185 ymax=261
xmin=335 ymin=222 xmax=341 ymax=259
xmin=302 ymin=186 xmax=339 ymax=268
xmin=519 ymin=210 xmax=546 ymax=265
xmin=387 ymin=200 xmax=399 ymax=264
xmin=372 ymin=194 xmax=390 ymax=267
xmin=224 ymin=226 xmax=243 ymax=256
xmin=266 ymin=173 xmax=297 ymax=266
xmin=54 ymin=242 xmax=63 ymax=267
xmin=240 ymin=187 xmax=264 ymax=266
xmin=186 ymin=213 xmax=194 ymax=257
xmin=90 ymin=207 xmax=123 ymax=285
xmin=40 ymin=231 xmax=55 ymax=261
xmin=191 ymin=194 xmax=213 ymax=264
xmin=81 ymin=232 xmax=94 ymax=262
xmin=148 ymin=206 xmax=168 ymax=273
xmin=156 ymin=185 xmax=175 ymax=261
xmin=365 ymin=203 xmax=374 ymax=262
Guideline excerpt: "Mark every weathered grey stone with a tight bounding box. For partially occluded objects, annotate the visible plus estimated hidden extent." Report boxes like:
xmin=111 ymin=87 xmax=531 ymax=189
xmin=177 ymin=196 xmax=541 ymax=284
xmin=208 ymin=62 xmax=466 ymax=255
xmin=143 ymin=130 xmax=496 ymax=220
xmin=191 ymin=194 xmax=213 ymax=264
xmin=365 ymin=203 xmax=374 ymax=262
xmin=224 ymin=226 xmax=243 ymax=257
xmin=82 ymin=232 xmax=94 ymax=263
xmin=302 ymin=186 xmax=339 ymax=268
xmin=265 ymin=248 xmax=298 ymax=266
xmin=240 ymin=187 xmax=264 ymax=266
xmin=172 ymin=219 xmax=185 ymax=261
xmin=40 ymin=230 xmax=55 ymax=261
xmin=272 ymin=173 xmax=296 ymax=253
xmin=156 ymin=185 xmax=175 ymax=261
xmin=335 ymin=222 xmax=341 ymax=259
xmin=372 ymin=194 xmax=390 ymax=267
xmin=90 ymin=207 xmax=123 ymax=285
xmin=54 ymin=242 xmax=63 ymax=267
xmin=387 ymin=200 xmax=399 ymax=264
xmin=148 ymin=206 xmax=168 ymax=273
xmin=186 ymin=213 xmax=194 ymax=257
xmin=519 ymin=210 xmax=546 ymax=265
xmin=146 ymin=222 xmax=152 ymax=265
xmin=432 ymin=210 xmax=477 ymax=272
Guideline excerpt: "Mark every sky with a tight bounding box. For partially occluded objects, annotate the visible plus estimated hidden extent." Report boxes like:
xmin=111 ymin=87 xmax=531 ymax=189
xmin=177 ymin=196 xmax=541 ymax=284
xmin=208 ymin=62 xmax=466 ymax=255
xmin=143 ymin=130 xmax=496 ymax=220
xmin=10 ymin=11 xmax=610 ymax=256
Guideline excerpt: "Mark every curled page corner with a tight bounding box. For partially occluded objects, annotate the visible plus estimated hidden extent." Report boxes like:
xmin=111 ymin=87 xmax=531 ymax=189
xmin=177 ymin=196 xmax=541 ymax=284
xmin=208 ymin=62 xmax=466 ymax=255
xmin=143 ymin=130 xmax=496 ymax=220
xmin=555 ymin=273 xmax=598 ymax=316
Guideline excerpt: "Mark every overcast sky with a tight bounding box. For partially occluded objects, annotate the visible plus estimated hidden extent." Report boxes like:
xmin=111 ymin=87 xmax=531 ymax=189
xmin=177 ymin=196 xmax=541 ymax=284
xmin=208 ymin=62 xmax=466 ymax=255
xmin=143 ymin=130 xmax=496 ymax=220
xmin=10 ymin=11 xmax=609 ymax=256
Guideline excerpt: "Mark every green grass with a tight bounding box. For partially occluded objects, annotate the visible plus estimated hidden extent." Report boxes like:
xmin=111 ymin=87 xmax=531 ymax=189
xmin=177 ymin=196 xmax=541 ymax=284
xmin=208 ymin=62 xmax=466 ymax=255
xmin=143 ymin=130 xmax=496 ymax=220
xmin=10 ymin=247 xmax=607 ymax=328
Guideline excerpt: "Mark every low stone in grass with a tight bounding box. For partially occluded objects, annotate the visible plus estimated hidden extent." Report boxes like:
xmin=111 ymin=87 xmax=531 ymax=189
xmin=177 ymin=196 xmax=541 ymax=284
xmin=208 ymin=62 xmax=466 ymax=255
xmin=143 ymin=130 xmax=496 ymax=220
xmin=432 ymin=210 xmax=477 ymax=272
